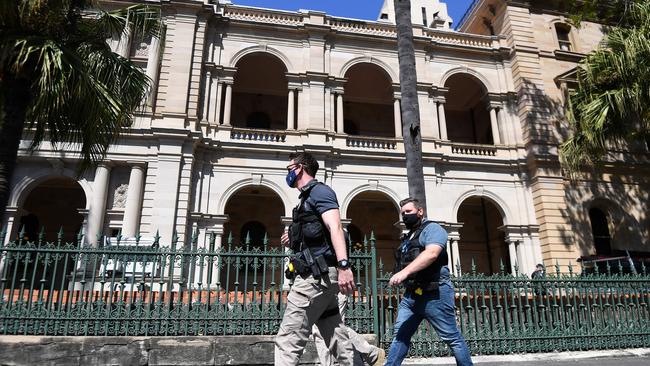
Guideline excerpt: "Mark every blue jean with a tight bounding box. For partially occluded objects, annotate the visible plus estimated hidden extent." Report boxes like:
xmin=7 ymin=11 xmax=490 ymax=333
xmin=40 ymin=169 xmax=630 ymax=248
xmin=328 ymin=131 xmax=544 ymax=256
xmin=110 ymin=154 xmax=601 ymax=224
xmin=385 ymin=282 xmax=473 ymax=366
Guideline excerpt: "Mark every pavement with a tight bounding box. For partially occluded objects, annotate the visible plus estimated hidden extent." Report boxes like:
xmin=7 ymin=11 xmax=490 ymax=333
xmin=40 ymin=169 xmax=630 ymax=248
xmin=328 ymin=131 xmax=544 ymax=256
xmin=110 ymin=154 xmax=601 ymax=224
xmin=401 ymin=348 xmax=650 ymax=365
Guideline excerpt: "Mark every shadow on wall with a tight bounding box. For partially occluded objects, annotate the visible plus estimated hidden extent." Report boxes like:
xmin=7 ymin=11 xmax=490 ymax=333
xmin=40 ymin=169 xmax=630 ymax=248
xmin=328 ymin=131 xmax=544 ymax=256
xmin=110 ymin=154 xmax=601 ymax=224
xmin=562 ymin=174 xmax=650 ymax=257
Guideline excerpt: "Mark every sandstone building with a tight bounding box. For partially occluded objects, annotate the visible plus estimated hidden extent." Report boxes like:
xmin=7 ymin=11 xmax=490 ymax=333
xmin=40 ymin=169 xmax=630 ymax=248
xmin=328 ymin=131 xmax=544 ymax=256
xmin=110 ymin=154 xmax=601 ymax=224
xmin=5 ymin=0 xmax=648 ymax=276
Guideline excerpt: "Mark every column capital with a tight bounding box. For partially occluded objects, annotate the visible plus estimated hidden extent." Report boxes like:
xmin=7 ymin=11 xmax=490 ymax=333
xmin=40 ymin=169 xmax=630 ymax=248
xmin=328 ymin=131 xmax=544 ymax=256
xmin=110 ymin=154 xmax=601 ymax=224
xmin=433 ymin=96 xmax=446 ymax=104
xmin=393 ymin=92 xmax=402 ymax=100
xmin=97 ymin=161 xmax=114 ymax=169
xmin=430 ymin=86 xmax=449 ymax=98
xmin=126 ymin=161 xmax=148 ymax=168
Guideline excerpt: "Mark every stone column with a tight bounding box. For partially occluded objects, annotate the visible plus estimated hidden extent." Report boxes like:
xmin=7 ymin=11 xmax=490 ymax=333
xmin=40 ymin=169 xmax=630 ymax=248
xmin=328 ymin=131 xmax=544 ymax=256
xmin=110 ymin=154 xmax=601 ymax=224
xmin=437 ymin=100 xmax=448 ymax=140
xmin=330 ymin=91 xmax=336 ymax=132
xmin=489 ymin=104 xmax=502 ymax=145
xmin=202 ymin=71 xmax=212 ymax=122
xmin=336 ymin=93 xmax=344 ymax=134
xmin=212 ymin=81 xmax=223 ymax=124
xmin=87 ymin=163 xmax=111 ymax=246
xmin=117 ymin=26 xmax=132 ymax=58
xmin=145 ymin=35 xmax=161 ymax=105
xmin=287 ymin=89 xmax=295 ymax=130
xmin=497 ymin=103 xmax=511 ymax=145
xmin=2 ymin=207 xmax=20 ymax=245
xmin=223 ymin=83 xmax=233 ymax=126
xmin=508 ymin=239 xmax=518 ymax=275
xmin=122 ymin=163 xmax=146 ymax=237
xmin=393 ymin=97 xmax=402 ymax=138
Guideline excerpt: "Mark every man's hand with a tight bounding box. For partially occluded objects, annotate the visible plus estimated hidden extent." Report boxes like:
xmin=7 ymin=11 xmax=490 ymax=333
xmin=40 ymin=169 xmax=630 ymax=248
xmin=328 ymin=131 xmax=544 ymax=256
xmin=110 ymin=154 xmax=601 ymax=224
xmin=281 ymin=229 xmax=289 ymax=247
xmin=388 ymin=270 xmax=410 ymax=287
xmin=337 ymin=268 xmax=355 ymax=294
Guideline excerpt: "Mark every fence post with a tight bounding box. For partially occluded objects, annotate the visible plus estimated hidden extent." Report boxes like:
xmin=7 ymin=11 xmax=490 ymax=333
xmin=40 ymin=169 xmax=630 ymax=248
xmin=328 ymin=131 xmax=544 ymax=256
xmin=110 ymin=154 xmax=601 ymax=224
xmin=370 ymin=232 xmax=379 ymax=339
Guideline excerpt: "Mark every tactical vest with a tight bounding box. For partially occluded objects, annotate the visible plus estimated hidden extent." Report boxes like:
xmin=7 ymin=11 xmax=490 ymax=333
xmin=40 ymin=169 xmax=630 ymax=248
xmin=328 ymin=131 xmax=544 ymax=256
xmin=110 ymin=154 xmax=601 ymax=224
xmin=394 ymin=221 xmax=448 ymax=290
xmin=288 ymin=181 xmax=335 ymax=259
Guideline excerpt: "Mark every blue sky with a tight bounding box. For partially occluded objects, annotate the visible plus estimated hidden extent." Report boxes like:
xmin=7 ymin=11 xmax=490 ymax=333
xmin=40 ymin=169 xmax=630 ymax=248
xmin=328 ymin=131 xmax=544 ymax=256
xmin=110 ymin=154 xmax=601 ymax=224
xmin=231 ymin=0 xmax=474 ymax=27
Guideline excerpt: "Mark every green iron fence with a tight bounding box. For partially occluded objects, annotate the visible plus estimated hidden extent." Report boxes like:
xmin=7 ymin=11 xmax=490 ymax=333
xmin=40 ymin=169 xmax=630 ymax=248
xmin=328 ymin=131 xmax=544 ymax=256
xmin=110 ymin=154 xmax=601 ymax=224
xmin=1 ymin=230 xmax=649 ymax=357
xmin=377 ymin=261 xmax=650 ymax=356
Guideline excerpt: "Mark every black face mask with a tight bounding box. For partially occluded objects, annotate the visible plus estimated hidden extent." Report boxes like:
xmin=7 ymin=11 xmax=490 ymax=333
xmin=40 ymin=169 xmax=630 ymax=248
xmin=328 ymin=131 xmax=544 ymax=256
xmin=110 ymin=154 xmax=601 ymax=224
xmin=402 ymin=213 xmax=420 ymax=229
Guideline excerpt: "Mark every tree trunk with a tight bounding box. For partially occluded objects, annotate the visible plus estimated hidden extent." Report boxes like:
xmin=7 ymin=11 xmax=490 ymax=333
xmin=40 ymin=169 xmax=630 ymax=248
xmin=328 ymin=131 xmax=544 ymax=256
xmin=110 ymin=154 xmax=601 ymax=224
xmin=0 ymin=75 xmax=30 ymax=221
xmin=394 ymin=0 xmax=427 ymax=212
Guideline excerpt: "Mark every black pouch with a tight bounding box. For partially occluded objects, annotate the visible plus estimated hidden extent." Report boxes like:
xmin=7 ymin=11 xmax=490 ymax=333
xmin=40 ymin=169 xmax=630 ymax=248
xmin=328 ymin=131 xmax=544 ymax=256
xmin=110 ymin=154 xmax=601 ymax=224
xmin=315 ymin=255 xmax=329 ymax=273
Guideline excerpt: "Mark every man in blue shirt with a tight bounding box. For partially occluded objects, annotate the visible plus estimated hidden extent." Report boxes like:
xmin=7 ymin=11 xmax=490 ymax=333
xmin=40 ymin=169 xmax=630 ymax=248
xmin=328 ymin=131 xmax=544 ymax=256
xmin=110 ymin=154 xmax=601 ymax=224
xmin=385 ymin=197 xmax=473 ymax=366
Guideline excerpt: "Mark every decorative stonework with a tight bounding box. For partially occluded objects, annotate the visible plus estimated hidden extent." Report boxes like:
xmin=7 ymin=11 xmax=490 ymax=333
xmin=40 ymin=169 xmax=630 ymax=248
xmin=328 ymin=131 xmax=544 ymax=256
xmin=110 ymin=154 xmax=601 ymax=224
xmin=113 ymin=184 xmax=129 ymax=209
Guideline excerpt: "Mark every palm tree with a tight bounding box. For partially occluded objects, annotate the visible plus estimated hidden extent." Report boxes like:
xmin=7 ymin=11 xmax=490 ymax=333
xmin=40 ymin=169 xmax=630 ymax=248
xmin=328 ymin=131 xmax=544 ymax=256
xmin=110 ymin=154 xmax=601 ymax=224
xmin=394 ymin=0 xmax=427 ymax=211
xmin=0 ymin=1 xmax=162 ymax=216
xmin=561 ymin=0 xmax=650 ymax=172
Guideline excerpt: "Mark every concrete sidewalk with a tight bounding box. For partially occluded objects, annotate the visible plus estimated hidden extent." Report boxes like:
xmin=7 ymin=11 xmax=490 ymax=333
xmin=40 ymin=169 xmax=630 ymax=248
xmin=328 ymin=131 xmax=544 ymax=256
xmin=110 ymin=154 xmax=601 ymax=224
xmin=402 ymin=348 xmax=650 ymax=365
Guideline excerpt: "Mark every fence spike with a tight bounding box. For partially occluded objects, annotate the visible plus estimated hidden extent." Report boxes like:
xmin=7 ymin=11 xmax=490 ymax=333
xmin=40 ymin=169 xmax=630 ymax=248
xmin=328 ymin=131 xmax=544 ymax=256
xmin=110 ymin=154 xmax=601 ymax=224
xmin=245 ymin=231 xmax=251 ymax=249
xmin=227 ymin=232 xmax=233 ymax=251
xmin=456 ymin=258 xmax=462 ymax=276
xmin=471 ymin=258 xmax=477 ymax=275
xmin=513 ymin=262 xmax=519 ymax=277
xmin=606 ymin=260 xmax=612 ymax=276
xmin=209 ymin=232 xmax=216 ymax=252
xmin=0 ymin=227 xmax=5 ymax=248
xmin=116 ymin=230 xmax=123 ymax=245
xmin=153 ymin=230 xmax=161 ymax=248
xmin=499 ymin=259 xmax=505 ymax=275
xmin=38 ymin=227 xmax=45 ymax=247
xmin=171 ymin=231 xmax=178 ymax=250
xmin=192 ymin=228 xmax=199 ymax=248
xmin=641 ymin=261 xmax=647 ymax=275
xmin=263 ymin=232 xmax=269 ymax=250
xmin=56 ymin=227 xmax=63 ymax=246
xmin=76 ymin=228 xmax=84 ymax=247
xmin=568 ymin=262 xmax=574 ymax=276
xmin=555 ymin=260 xmax=561 ymax=276
xmin=135 ymin=232 xmax=141 ymax=246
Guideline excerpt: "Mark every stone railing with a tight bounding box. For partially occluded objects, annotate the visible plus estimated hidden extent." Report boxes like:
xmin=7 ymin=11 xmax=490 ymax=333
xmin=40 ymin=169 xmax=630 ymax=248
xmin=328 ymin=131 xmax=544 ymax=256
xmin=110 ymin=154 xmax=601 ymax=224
xmin=231 ymin=128 xmax=287 ymax=143
xmin=450 ymin=142 xmax=497 ymax=156
xmin=327 ymin=18 xmax=396 ymax=37
xmin=346 ymin=135 xmax=397 ymax=150
xmin=426 ymin=29 xmax=497 ymax=49
xmin=224 ymin=6 xmax=303 ymax=26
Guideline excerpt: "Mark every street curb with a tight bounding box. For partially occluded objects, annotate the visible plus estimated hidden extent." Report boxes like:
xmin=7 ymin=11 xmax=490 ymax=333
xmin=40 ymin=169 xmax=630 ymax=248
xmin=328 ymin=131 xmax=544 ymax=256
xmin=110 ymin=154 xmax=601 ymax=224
xmin=402 ymin=348 xmax=650 ymax=365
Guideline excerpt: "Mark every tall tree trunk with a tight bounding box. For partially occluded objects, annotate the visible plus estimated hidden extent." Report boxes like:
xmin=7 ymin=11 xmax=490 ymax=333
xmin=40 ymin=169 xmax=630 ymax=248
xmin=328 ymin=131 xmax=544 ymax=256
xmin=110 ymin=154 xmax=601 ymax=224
xmin=394 ymin=0 xmax=427 ymax=211
xmin=0 ymin=75 xmax=30 ymax=221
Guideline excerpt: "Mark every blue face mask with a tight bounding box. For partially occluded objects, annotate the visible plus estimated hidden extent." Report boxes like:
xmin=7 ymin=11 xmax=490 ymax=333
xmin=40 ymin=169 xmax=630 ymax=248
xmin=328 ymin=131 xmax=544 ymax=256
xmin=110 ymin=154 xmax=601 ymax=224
xmin=286 ymin=169 xmax=298 ymax=187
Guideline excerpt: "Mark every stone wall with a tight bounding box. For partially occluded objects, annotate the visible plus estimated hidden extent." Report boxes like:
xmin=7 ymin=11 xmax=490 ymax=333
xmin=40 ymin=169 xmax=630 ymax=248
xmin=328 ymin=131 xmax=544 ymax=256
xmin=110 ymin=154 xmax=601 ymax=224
xmin=0 ymin=335 xmax=375 ymax=365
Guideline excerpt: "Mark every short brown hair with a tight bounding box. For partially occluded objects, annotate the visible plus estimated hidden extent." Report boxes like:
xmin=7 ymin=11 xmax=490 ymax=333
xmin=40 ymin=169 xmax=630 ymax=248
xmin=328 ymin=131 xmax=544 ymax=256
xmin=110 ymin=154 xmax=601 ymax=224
xmin=289 ymin=152 xmax=319 ymax=177
xmin=399 ymin=197 xmax=423 ymax=210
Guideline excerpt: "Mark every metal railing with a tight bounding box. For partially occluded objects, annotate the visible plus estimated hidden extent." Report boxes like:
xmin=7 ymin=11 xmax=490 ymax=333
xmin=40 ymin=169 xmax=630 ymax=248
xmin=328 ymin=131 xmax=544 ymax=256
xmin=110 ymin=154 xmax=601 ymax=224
xmin=1 ymin=230 xmax=649 ymax=356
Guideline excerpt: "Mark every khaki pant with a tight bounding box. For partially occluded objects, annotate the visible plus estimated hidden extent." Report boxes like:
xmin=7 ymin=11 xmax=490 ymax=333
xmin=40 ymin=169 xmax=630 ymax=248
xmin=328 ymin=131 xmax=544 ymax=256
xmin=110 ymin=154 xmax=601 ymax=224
xmin=275 ymin=267 xmax=354 ymax=365
xmin=313 ymin=293 xmax=380 ymax=365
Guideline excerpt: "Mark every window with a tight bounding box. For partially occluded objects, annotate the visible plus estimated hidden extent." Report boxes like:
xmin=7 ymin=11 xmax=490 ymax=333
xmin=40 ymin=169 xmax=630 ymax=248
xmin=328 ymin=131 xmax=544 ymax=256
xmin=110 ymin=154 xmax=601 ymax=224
xmin=555 ymin=24 xmax=573 ymax=51
xmin=589 ymin=207 xmax=612 ymax=256
xmin=422 ymin=7 xmax=428 ymax=26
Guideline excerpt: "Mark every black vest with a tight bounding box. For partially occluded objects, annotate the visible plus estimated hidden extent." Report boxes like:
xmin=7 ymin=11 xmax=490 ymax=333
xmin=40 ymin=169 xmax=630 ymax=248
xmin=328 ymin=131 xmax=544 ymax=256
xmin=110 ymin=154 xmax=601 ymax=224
xmin=394 ymin=221 xmax=448 ymax=288
xmin=289 ymin=181 xmax=334 ymax=257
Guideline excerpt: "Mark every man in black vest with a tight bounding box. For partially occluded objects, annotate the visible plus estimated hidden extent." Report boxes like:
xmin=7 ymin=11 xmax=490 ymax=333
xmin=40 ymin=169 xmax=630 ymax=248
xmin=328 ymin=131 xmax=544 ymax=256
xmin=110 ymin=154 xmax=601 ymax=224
xmin=275 ymin=152 xmax=355 ymax=365
xmin=385 ymin=198 xmax=473 ymax=366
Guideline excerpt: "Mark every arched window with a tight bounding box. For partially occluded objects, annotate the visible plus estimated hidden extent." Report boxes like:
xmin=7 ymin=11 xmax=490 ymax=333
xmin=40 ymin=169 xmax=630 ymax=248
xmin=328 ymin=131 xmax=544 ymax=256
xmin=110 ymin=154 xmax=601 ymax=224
xmin=589 ymin=207 xmax=612 ymax=256
xmin=555 ymin=23 xmax=573 ymax=51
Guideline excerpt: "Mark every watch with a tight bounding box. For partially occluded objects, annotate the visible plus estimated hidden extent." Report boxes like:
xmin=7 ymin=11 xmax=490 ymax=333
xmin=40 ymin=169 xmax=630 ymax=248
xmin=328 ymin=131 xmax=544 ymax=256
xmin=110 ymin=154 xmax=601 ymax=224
xmin=337 ymin=259 xmax=351 ymax=269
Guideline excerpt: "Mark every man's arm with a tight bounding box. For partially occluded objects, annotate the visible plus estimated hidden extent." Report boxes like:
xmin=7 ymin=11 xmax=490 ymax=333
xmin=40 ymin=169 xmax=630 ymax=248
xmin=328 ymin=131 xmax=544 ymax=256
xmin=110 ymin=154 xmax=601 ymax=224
xmin=388 ymin=245 xmax=443 ymax=286
xmin=321 ymin=208 xmax=355 ymax=294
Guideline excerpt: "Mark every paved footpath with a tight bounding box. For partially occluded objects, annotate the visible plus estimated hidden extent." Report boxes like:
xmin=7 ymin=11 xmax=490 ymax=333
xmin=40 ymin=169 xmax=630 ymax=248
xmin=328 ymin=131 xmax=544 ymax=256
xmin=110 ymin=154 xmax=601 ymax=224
xmin=402 ymin=348 xmax=650 ymax=366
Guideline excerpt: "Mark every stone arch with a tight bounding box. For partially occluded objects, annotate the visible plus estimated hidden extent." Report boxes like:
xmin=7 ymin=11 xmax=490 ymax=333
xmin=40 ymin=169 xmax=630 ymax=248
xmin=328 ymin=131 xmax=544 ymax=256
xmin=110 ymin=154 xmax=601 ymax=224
xmin=338 ymin=56 xmax=397 ymax=83
xmin=340 ymin=184 xmax=401 ymax=220
xmin=439 ymin=67 xmax=494 ymax=93
xmin=453 ymin=189 xmax=511 ymax=226
xmin=9 ymin=168 xmax=92 ymax=210
xmin=217 ymin=178 xmax=292 ymax=217
xmin=229 ymin=45 xmax=293 ymax=72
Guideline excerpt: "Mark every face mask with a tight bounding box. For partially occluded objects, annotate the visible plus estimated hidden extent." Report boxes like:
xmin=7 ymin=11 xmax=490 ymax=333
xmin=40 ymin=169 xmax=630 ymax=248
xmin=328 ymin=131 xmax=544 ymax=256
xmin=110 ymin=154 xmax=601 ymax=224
xmin=286 ymin=169 xmax=298 ymax=188
xmin=402 ymin=213 xmax=420 ymax=229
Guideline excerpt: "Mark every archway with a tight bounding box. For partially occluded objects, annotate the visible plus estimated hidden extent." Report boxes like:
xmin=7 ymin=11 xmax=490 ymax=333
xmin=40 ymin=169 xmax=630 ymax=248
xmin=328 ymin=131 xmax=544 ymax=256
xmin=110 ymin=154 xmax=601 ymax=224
xmin=444 ymin=73 xmax=493 ymax=144
xmin=457 ymin=197 xmax=509 ymax=274
xmin=343 ymin=63 xmax=395 ymax=137
xmin=10 ymin=177 xmax=86 ymax=290
xmin=346 ymin=191 xmax=400 ymax=270
xmin=232 ymin=52 xmax=288 ymax=130
xmin=223 ymin=186 xmax=285 ymax=248
xmin=19 ymin=177 xmax=86 ymax=242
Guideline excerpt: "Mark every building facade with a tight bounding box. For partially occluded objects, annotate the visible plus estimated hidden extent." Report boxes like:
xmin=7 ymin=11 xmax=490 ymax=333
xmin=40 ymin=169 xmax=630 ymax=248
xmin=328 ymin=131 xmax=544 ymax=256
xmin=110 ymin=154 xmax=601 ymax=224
xmin=4 ymin=0 xmax=648 ymax=276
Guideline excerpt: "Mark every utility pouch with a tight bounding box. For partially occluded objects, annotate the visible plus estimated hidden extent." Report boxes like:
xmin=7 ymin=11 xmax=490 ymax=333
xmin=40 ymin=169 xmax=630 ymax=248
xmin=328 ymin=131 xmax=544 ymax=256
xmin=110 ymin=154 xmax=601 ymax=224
xmin=315 ymin=255 xmax=329 ymax=273
xmin=302 ymin=248 xmax=322 ymax=278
